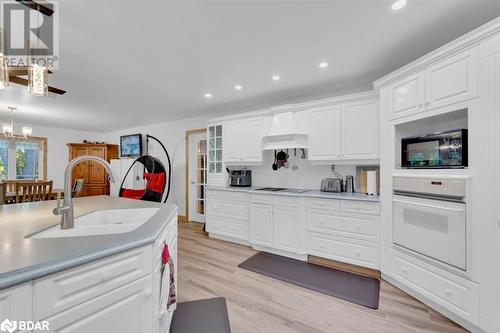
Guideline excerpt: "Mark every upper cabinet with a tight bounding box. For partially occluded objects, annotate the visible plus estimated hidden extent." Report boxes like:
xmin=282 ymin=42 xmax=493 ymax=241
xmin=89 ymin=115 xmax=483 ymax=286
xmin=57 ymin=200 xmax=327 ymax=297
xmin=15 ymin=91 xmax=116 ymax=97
xmin=388 ymin=47 xmax=478 ymax=120
xmin=308 ymin=99 xmax=379 ymax=163
xmin=341 ymin=101 xmax=379 ymax=160
xmin=223 ymin=117 xmax=263 ymax=165
xmin=309 ymin=106 xmax=341 ymax=161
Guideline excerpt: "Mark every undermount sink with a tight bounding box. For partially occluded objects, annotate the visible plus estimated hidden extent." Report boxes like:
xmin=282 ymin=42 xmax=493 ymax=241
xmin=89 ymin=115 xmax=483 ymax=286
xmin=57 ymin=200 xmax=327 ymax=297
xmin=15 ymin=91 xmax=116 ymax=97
xmin=30 ymin=207 xmax=160 ymax=239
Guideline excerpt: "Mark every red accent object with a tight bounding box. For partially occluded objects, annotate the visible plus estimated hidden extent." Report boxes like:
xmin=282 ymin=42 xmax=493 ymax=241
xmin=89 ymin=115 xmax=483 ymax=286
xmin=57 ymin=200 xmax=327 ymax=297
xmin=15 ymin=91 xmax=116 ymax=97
xmin=121 ymin=189 xmax=146 ymax=200
xmin=162 ymin=244 xmax=170 ymax=265
xmin=145 ymin=173 xmax=166 ymax=193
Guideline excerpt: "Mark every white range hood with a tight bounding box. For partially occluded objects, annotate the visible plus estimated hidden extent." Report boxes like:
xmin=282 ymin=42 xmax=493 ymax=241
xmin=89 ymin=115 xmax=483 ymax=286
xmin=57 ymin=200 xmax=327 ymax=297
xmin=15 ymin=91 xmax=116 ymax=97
xmin=262 ymin=111 xmax=309 ymax=150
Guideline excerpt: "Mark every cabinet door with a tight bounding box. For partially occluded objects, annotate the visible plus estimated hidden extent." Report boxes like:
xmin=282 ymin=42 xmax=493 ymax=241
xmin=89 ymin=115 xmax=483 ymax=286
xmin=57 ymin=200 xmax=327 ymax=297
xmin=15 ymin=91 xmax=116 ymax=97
xmin=0 ymin=283 xmax=32 ymax=333
xmin=85 ymin=185 xmax=106 ymax=196
xmin=242 ymin=118 xmax=263 ymax=162
xmin=425 ymin=47 xmax=477 ymax=111
xmin=341 ymin=101 xmax=379 ymax=159
xmin=223 ymin=121 xmax=243 ymax=163
xmin=71 ymin=147 xmax=90 ymax=183
xmin=309 ymin=106 xmax=341 ymax=161
xmin=390 ymin=72 xmax=425 ymax=119
xmin=44 ymin=276 xmax=153 ymax=333
xmin=89 ymin=147 xmax=107 ymax=184
xmin=274 ymin=205 xmax=299 ymax=253
xmin=250 ymin=203 xmax=274 ymax=247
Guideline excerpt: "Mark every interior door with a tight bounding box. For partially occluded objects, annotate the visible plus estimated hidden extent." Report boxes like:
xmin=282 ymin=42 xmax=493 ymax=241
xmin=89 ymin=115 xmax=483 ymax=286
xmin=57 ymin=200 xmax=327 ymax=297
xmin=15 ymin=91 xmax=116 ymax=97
xmin=189 ymin=131 xmax=207 ymax=223
xmin=274 ymin=205 xmax=299 ymax=252
xmin=251 ymin=203 xmax=274 ymax=247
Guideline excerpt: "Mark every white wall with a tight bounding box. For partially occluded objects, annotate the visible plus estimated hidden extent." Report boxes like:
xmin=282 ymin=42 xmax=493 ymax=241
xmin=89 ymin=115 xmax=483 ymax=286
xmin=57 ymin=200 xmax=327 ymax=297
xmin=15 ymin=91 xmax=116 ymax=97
xmin=12 ymin=123 xmax=108 ymax=187
xmin=104 ymin=115 xmax=209 ymax=217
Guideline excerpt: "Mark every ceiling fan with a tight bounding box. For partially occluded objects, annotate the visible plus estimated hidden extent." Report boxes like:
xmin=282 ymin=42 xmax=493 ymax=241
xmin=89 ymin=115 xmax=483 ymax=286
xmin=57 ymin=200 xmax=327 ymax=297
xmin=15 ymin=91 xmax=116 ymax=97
xmin=3 ymin=1 xmax=65 ymax=95
xmin=6 ymin=66 xmax=66 ymax=95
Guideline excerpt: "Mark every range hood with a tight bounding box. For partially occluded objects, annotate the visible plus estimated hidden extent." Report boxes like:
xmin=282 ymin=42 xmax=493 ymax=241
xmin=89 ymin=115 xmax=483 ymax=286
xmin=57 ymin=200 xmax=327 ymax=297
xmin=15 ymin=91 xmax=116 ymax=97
xmin=262 ymin=111 xmax=309 ymax=150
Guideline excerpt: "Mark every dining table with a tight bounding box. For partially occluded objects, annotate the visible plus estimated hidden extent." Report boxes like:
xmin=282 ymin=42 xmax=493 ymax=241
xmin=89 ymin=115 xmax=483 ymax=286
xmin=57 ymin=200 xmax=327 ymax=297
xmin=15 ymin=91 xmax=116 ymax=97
xmin=4 ymin=188 xmax=67 ymax=204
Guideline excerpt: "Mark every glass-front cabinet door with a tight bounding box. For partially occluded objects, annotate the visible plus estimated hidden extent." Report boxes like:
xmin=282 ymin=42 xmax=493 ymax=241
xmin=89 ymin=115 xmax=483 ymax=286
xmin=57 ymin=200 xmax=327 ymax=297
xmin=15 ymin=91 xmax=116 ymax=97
xmin=207 ymin=124 xmax=224 ymax=185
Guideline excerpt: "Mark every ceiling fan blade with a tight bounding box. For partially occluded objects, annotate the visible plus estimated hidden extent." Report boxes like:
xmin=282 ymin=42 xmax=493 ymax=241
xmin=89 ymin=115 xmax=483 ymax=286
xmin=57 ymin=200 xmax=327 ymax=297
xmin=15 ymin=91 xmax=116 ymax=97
xmin=15 ymin=0 xmax=54 ymax=16
xmin=9 ymin=75 xmax=66 ymax=95
xmin=8 ymin=67 xmax=53 ymax=76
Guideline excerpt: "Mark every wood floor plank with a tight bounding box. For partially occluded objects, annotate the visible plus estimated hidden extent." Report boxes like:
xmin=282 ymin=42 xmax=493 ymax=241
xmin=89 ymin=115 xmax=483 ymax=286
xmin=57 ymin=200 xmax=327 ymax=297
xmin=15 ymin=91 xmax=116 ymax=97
xmin=177 ymin=222 xmax=469 ymax=333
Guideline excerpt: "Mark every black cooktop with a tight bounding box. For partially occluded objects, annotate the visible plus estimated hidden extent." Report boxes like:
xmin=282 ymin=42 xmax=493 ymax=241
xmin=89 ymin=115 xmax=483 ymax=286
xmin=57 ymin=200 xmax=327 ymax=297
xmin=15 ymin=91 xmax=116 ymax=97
xmin=255 ymin=187 xmax=286 ymax=192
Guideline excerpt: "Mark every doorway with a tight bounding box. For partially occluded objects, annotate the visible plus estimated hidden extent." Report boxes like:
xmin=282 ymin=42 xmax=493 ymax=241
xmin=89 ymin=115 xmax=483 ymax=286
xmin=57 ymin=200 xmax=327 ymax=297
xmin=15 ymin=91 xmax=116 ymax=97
xmin=186 ymin=129 xmax=207 ymax=223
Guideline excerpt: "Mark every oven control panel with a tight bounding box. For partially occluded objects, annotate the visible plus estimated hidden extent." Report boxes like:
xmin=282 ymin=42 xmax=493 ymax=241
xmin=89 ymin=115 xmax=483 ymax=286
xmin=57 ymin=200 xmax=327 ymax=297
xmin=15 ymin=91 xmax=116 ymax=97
xmin=393 ymin=176 xmax=466 ymax=198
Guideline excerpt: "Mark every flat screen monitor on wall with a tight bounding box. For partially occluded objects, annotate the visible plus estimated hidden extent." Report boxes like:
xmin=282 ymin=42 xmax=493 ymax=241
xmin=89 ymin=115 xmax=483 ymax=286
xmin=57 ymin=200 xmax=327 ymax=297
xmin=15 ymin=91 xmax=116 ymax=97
xmin=120 ymin=134 xmax=143 ymax=158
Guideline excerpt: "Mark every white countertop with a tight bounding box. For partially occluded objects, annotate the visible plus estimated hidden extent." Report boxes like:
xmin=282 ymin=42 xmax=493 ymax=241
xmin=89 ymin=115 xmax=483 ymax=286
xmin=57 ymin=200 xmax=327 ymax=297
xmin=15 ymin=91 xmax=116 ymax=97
xmin=206 ymin=185 xmax=379 ymax=202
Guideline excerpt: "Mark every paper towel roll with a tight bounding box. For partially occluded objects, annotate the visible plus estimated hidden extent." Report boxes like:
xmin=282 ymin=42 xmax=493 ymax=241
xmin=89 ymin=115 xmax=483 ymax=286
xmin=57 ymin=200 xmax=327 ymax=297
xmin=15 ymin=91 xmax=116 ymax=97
xmin=366 ymin=170 xmax=377 ymax=195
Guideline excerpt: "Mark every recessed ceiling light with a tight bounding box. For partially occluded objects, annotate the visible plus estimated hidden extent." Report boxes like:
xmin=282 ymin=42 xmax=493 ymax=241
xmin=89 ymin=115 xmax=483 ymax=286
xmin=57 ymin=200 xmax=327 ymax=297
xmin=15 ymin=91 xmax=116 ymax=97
xmin=204 ymin=93 xmax=212 ymax=99
xmin=318 ymin=62 xmax=329 ymax=69
xmin=272 ymin=75 xmax=280 ymax=81
xmin=391 ymin=0 xmax=407 ymax=10
xmin=234 ymin=85 xmax=242 ymax=91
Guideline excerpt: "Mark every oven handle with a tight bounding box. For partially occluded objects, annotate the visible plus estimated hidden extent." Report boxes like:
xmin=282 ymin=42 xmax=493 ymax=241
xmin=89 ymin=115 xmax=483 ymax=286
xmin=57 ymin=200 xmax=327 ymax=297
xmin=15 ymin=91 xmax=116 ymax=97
xmin=393 ymin=197 xmax=465 ymax=213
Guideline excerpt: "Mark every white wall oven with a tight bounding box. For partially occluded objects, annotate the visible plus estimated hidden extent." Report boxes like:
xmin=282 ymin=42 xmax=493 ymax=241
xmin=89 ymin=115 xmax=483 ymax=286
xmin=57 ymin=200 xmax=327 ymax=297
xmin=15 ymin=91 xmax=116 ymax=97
xmin=392 ymin=176 xmax=467 ymax=270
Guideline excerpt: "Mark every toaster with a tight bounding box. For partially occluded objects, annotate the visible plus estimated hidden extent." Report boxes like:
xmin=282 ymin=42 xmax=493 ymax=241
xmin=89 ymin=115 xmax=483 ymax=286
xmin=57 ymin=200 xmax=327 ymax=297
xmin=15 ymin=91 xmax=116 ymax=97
xmin=229 ymin=170 xmax=252 ymax=187
xmin=321 ymin=178 xmax=343 ymax=193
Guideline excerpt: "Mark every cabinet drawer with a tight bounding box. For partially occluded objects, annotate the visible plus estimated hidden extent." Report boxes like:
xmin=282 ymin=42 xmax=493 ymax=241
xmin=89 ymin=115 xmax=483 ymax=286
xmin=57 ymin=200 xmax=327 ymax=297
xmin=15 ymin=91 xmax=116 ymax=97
xmin=207 ymin=216 xmax=248 ymax=241
xmin=308 ymin=233 xmax=379 ymax=269
xmin=206 ymin=200 xmax=249 ymax=220
xmin=33 ymin=246 xmax=153 ymax=320
xmin=252 ymin=194 xmax=298 ymax=206
xmin=341 ymin=200 xmax=380 ymax=215
xmin=391 ymin=252 xmax=479 ymax=324
xmin=305 ymin=198 xmax=340 ymax=210
xmin=207 ymin=189 xmax=249 ymax=203
xmin=307 ymin=208 xmax=379 ymax=241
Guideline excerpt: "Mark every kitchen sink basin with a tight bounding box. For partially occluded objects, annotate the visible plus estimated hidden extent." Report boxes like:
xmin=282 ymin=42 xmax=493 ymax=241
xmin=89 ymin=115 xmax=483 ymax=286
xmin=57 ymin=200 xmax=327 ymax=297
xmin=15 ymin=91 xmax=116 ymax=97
xmin=29 ymin=207 xmax=160 ymax=239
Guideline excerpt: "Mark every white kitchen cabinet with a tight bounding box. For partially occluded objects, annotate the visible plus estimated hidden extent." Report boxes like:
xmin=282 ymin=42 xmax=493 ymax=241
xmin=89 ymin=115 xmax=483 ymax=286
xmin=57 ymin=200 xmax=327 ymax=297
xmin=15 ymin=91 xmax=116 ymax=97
xmin=425 ymin=47 xmax=477 ymax=111
xmin=223 ymin=117 xmax=263 ymax=164
xmin=250 ymin=203 xmax=274 ymax=247
xmin=308 ymin=106 xmax=341 ymax=161
xmin=44 ymin=275 xmax=154 ymax=333
xmin=0 ymin=283 xmax=32 ymax=332
xmin=389 ymin=73 xmax=426 ymax=119
xmin=388 ymin=47 xmax=478 ymax=120
xmin=274 ymin=205 xmax=300 ymax=253
xmin=341 ymin=100 xmax=379 ymax=159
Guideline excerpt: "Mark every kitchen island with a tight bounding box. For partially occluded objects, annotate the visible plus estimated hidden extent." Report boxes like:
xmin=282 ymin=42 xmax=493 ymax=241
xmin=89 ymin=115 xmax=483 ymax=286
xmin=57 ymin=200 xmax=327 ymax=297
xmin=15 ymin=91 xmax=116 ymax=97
xmin=0 ymin=196 xmax=178 ymax=333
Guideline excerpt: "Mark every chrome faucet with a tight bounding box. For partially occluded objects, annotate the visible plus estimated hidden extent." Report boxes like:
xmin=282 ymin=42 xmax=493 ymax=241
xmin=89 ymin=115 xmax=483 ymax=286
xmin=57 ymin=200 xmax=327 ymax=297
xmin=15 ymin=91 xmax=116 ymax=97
xmin=53 ymin=155 xmax=117 ymax=229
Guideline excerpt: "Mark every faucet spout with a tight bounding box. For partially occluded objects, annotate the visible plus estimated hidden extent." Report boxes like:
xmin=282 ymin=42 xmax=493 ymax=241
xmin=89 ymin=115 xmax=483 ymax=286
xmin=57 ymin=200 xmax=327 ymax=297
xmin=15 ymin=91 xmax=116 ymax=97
xmin=53 ymin=155 xmax=116 ymax=229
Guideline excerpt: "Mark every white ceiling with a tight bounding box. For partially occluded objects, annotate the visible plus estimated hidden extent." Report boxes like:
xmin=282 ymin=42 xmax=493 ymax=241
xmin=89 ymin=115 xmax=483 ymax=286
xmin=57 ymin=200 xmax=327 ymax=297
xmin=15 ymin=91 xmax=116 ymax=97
xmin=1 ymin=0 xmax=500 ymax=132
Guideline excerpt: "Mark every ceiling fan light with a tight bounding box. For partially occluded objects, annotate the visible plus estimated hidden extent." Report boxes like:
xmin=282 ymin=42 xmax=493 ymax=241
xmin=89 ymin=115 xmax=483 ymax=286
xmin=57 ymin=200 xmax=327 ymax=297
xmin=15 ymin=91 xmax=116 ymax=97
xmin=28 ymin=64 xmax=48 ymax=96
xmin=22 ymin=126 xmax=32 ymax=138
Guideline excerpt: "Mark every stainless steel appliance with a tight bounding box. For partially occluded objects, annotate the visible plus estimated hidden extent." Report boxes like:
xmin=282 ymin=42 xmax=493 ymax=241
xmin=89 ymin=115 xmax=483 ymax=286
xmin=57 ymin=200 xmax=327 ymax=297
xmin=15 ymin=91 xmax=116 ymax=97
xmin=321 ymin=178 xmax=343 ymax=192
xmin=345 ymin=175 xmax=354 ymax=193
xmin=229 ymin=170 xmax=252 ymax=187
xmin=392 ymin=176 xmax=467 ymax=269
xmin=401 ymin=129 xmax=468 ymax=169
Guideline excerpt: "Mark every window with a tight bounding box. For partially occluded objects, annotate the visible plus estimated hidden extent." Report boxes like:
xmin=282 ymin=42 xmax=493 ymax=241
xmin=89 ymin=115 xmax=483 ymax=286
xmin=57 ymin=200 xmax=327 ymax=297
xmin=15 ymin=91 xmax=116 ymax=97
xmin=0 ymin=137 xmax=46 ymax=180
xmin=208 ymin=125 xmax=222 ymax=174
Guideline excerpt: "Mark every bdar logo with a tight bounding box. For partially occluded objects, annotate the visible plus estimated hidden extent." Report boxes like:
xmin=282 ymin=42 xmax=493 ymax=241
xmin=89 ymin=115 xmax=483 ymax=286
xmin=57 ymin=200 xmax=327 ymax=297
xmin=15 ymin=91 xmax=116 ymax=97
xmin=0 ymin=319 xmax=17 ymax=333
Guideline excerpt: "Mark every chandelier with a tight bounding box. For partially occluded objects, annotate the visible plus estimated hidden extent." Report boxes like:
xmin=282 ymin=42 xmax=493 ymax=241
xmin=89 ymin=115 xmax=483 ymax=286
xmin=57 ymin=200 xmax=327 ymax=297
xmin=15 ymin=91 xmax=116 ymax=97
xmin=2 ymin=107 xmax=32 ymax=138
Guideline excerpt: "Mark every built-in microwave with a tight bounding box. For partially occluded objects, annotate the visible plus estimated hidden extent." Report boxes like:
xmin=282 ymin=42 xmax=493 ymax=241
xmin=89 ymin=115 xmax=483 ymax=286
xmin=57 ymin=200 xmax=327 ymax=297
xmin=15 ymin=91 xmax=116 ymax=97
xmin=401 ymin=129 xmax=468 ymax=169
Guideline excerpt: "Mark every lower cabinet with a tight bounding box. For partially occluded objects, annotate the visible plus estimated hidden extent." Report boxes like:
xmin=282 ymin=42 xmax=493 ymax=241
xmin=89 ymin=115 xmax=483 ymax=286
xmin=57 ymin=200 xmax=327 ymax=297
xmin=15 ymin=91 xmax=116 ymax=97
xmin=274 ymin=205 xmax=300 ymax=253
xmin=250 ymin=203 xmax=274 ymax=247
xmin=0 ymin=283 xmax=32 ymax=333
xmin=44 ymin=275 xmax=154 ymax=333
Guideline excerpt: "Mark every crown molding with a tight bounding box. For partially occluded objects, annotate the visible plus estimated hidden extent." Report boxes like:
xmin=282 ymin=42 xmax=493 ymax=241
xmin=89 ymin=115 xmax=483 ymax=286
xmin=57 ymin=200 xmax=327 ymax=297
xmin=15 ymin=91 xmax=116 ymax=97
xmin=373 ymin=17 xmax=500 ymax=89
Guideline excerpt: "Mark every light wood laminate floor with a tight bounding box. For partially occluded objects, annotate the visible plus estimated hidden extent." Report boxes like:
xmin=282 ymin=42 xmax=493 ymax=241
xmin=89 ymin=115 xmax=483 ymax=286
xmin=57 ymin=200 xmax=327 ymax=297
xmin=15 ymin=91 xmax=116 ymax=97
xmin=177 ymin=222 xmax=469 ymax=333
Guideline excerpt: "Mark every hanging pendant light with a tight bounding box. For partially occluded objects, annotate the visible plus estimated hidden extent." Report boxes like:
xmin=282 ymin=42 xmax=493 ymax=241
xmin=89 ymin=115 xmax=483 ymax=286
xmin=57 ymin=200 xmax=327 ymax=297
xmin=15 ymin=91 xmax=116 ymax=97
xmin=28 ymin=63 xmax=48 ymax=96
xmin=2 ymin=107 xmax=15 ymax=138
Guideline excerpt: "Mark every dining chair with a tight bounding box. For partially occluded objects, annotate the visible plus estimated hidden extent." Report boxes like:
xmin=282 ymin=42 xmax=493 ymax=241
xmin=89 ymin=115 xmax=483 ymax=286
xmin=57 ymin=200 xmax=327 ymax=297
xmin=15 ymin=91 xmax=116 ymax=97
xmin=72 ymin=178 xmax=84 ymax=197
xmin=0 ymin=183 xmax=6 ymax=205
xmin=15 ymin=181 xmax=53 ymax=203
